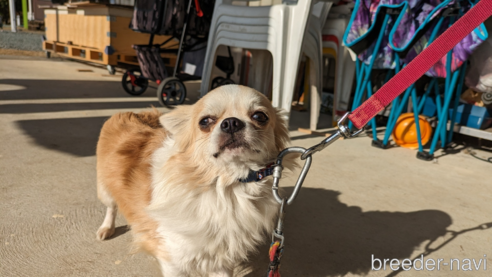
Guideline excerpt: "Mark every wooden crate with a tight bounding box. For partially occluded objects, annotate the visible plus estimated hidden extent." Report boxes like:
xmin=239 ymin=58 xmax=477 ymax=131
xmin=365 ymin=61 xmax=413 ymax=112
xmin=43 ymin=3 xmax=177 ymax=66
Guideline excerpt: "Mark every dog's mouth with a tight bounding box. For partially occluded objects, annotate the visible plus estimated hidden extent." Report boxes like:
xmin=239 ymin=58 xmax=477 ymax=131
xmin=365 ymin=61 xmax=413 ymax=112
xmin=221 ymin=139 xmax=249 ymax=150
xmin=213 ymin=137 xmax=259 ymax=158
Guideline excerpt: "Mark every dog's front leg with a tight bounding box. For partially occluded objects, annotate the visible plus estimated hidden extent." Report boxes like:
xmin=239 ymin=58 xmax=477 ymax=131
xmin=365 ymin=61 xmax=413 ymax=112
xmin=209 ymin=268 xmax=233 ymax=277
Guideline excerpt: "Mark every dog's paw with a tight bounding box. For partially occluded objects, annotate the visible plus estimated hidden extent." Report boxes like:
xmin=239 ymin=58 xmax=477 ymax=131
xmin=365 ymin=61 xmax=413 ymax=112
xmin=96 ymin=226 xmax=115 ymax=240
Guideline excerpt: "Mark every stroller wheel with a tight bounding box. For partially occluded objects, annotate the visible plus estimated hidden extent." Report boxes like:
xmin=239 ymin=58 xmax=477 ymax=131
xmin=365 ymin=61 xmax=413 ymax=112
xmin=122 ymin=69 xmax=148 ymax=96
xmin=158 ymin=77 xmax=187 ymax=107
xmin=211 ymin=77 xmax=225 ymax=89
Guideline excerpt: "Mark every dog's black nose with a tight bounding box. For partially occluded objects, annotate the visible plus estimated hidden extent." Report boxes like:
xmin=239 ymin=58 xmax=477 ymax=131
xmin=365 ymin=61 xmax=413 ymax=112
xmin=220 ymin=117 xmax=245 ymax=134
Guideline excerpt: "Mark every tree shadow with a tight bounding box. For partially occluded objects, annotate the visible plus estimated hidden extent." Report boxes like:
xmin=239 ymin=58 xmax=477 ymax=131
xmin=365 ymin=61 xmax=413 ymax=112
xmin=245 ymin=187 xmax=453 ymax=276
xmin=16 ymin=117 xmax=108 ymax=157
xmin=386 ymin=222 xmax=492 ymax=277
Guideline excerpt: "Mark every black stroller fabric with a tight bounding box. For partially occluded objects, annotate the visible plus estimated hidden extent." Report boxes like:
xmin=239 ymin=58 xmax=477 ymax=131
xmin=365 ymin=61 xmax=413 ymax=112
xmin=187 ymin=0 xmax=215 ymax=36
xmin=130 ymin=0 xmax=165 ymax=34
xmin=130 ymin=0 xmax=187 ymax=35
xmin=133 ymin=45 xmax=168 ymax=81
xmin=160 ymin=0 xmax=186 ymax=35
xmin=130 ymin=0 xmax=214 ymax=36
xmin=181 ymin=40 xmax=207 ymax=77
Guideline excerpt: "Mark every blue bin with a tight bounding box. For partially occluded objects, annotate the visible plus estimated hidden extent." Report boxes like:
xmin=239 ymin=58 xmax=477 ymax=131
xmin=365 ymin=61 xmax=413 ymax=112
xmin=419 ymin=97 xmax=437 ymax=117
xmin=449 ymin=104 xmax=492 ymax=129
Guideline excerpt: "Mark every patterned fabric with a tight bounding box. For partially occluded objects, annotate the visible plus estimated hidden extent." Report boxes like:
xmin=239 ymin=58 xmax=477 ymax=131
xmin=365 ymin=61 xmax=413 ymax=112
xmin=404 ymin=3 xmax=488 ymax=77
xmin=239 ymin=164 xmax=275 ymax=183
xmin=390 ymin=0 xmax=450 ymax=52
xmin=130 ymin=0 xmax=164 ymax=34
xmin=130 ymin=0 xmax=215 ymax=36
xmin=344 ymin=0 xmax=488 ymax=77
xmin=344 ymin=0 xmax=403 ymax=69
xmin=133 ymin=45 xmax=168 ymax=81
xmin=267 ymin=241 xmax=282 ymax=277
xmin=160 ymin=0 xmax=186 ymax=35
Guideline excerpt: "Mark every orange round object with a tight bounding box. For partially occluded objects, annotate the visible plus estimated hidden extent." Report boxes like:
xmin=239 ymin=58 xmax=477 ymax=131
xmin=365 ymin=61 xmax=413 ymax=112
xmin=392 ymin=113 xmax=433 ymax=149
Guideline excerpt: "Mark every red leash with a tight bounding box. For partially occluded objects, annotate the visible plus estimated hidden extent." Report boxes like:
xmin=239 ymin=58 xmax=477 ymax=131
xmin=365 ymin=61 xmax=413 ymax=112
xmin=267 ymin=241 xmax=282 ymax=277
xmin=266 ymin=1 xmax=492 ymax=275
xmin=348 ymin=0 xmax=492 ymax=130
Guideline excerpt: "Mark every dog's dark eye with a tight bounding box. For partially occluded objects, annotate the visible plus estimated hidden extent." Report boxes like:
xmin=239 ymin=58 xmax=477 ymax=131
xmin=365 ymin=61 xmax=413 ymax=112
xmin=251 ymin=112 xmax=268 ymax=123
xmin=199 ymin=117 xmax=215 ymax=128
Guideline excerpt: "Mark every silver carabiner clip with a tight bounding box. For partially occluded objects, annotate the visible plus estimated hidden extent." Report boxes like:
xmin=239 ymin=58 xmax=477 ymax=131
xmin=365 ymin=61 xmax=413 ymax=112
xmin=301 ymin=113 xmax=365 ymax=160
xmin=272 ymin=199 xmax=286 ymax=248
xmin=272 ymin=147 xmax=312 ymax=205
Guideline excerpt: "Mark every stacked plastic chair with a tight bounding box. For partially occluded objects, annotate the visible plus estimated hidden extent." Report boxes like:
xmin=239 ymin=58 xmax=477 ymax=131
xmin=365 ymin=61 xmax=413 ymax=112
xmin=322 ymin=4 xmax=356 ymax=125
xmin=344 ymin=0 xmax=488 ymax=160
xmin=200 ymin=0 xmax=331 ymax=130
xmin=304 ymin=2 xmax=334 ymax=130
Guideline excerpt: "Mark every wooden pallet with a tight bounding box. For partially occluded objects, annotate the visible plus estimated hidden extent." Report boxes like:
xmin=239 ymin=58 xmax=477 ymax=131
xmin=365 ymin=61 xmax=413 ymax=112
xmin=43 ymin=41 xmax=179 ymax=68
xmin=43 ymin=41 xmax=117 ymax=65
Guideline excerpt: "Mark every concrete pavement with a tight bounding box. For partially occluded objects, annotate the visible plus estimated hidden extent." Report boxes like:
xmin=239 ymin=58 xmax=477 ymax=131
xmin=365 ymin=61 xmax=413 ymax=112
xmin=1 ymin=56 xmax=492 ymax=277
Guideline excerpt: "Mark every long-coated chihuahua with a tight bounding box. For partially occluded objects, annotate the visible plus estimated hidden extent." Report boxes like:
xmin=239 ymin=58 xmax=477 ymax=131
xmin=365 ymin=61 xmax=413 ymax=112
xmin=96 ymin=85 xmax=292 ymax=276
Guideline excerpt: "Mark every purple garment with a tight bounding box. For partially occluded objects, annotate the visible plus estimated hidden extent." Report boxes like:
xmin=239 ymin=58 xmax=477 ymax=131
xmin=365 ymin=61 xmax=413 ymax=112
xmin=403 ymin=5 xmax=488 ymax=77
xmin=345 ymin=0 xmax=454 ymax=69
xmin=344 ymin=0 xmax=487 ymax=77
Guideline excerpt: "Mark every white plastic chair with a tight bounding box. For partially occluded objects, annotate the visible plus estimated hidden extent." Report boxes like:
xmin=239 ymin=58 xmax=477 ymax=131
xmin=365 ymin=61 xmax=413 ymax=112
xmin=322 ymin=17 xmax=355 ymax=123
xmin=200 ymin=0 xmax=328 ymax=129
xmin=303 ymin=1 xmax=332 ymax=129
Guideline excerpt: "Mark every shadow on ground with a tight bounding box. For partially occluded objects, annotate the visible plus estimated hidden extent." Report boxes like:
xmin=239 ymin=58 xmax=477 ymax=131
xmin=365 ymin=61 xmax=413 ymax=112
xmin=109 ymin=225 xmax=131 ymax=240
xmin=0 ymin=78 xmax=200 ymax=104
xmin=2 ymin=79 xmax=159 ymax=157
xmin=1 ymin=102 xmax=160 ymax=114
xmin=16 ymin=117 xmax=108 ymax=157
xmin=247 ymin=187 xmax=453 ymax=276
xmin=0 ymin=79 xmax=157 ymax=100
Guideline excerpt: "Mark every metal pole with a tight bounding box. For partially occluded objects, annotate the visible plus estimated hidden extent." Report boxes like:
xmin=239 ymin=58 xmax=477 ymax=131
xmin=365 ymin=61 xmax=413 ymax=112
xmin=173 ymin=0 xmax=194 ymax=77
xmin=9 ymin=0 xmax=17 ymax=32
xmin=28 ymin=0 xmax=33 ymax=21
xmin=22 ymin=0 xmax=28 ymax=29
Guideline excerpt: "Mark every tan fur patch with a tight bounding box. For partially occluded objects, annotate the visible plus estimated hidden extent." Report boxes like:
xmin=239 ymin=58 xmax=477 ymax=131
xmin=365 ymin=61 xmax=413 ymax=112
xmin=96 ymin=109 xmax=168 ymax=260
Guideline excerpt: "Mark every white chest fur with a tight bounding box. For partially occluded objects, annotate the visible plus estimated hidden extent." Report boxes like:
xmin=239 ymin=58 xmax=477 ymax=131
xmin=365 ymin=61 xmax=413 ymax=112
xmin=148 ymin=140 xmax=278 ymax=275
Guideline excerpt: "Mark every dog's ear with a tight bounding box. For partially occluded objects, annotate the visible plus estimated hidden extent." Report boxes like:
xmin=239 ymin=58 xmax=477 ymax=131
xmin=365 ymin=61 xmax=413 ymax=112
xmin=159 ymin=105 xmax=192 ymax=135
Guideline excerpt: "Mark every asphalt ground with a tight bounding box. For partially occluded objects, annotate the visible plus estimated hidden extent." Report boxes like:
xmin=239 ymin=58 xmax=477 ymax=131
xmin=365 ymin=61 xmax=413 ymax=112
xmin=1 ymin=56 xmax=492 ymax=277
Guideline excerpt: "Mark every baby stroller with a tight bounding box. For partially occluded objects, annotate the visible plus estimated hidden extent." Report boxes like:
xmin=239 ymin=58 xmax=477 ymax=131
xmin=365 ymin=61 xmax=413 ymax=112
xmin=122 ymin=0 xmax=221 ymax=107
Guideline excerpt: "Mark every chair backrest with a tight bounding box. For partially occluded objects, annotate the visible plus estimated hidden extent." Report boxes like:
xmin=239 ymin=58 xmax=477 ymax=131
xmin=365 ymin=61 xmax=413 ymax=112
xmin=312 ymin=2 xmax=332 ymax=29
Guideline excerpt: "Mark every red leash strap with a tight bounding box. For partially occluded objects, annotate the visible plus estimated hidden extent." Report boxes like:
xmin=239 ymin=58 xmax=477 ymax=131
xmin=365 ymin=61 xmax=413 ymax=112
xmin=267 ymin=241 xmax=282 ymax=277
xmin=348 ymin=0 xmax=492 ymax=130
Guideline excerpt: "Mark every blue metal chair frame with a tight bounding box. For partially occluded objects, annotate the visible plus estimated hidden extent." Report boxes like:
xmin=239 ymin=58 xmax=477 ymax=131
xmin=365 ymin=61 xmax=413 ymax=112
xmin=348 ymin=13 xmax=393 ymax=140
xmin=379 ymin=16 xmax=447 ymax=152
xmin=344 ymin=0 xmax=453 ymax=146
xmin=344 ymin=0 xmax=487 ymax=161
